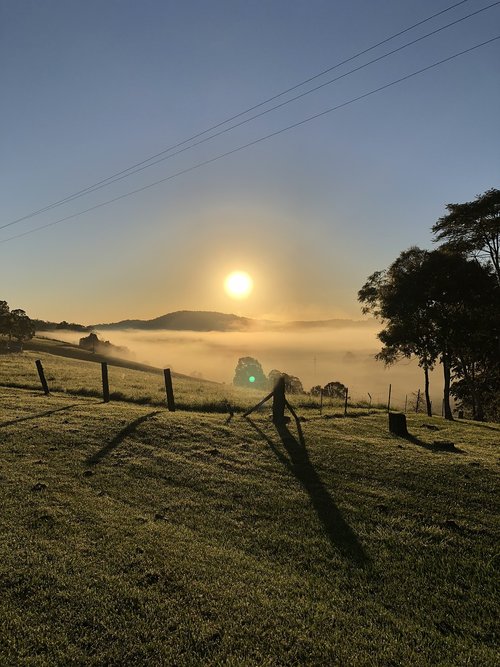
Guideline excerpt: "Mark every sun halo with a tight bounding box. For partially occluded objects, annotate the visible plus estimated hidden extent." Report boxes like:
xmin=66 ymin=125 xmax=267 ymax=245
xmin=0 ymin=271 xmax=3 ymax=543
xmin=224 ymin=271 xmax=253 ymax=299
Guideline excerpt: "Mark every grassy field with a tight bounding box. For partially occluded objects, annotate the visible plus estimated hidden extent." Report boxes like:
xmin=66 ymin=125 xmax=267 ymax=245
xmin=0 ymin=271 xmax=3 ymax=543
xmin=1 ymin=341 xmax=265 ymax=413
xmin=1 ymin=339 xmax=361 ymax=414
xmin=0 ymin=347 xmax=499 ymax=665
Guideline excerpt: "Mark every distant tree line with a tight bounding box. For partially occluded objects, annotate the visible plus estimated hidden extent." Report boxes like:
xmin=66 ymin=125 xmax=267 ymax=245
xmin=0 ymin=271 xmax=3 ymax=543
xmin=0 ymin=300 xmax=35 ymax=350
xmin=33 ymin=319 xmax=89 ymax=332
xmin=358 ymin=188 xmax=500 ymax=422
xmin=233 ymin=357 xmax=306 ymax=393
xmin=233 ymin=356 xmax=346 ymax=398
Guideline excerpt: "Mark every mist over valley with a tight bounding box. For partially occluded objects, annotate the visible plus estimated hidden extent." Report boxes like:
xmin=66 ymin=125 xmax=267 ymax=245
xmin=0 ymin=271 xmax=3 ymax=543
xmin=45 ymin=315 xmax=444 ymax=409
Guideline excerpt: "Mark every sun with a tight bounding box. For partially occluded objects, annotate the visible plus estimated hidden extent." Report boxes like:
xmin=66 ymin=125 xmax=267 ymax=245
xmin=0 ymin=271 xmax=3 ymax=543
xmin=224 ymin=271 xmax=253 ymax=299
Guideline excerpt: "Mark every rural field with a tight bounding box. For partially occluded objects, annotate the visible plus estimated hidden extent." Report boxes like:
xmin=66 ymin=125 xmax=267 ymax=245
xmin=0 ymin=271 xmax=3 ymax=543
xmin=0 ymin=349 xmax=498 ymax=665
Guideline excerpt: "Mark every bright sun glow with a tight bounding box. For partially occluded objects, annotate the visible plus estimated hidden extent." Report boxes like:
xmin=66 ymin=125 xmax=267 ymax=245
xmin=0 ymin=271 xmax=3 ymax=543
xmin=224 ymin=271 xmax=253 ymax=299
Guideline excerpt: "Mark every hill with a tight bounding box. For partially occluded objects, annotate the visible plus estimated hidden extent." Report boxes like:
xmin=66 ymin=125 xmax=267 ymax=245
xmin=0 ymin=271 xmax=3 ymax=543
xmin=33 ymin=310 xmax=376 ymax=333
xmin=92 ymin=310 xmax=256 ymax=331
xmin=0 ymin=353 xmax=498 ymax=664
xmin=91 ymin=310 xmax=375 ymax=332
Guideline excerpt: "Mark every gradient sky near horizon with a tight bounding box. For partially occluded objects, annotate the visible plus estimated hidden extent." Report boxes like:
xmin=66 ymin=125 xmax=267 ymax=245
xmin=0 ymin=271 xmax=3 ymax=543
xmin=1 ymin=0 xmax=499 ymax=325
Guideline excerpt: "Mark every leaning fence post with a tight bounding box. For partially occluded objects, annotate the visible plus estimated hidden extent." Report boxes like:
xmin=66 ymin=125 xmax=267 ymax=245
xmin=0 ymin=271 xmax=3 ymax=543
xmin=272 ymin=376 xmax=286 ymax=425
xmin=344 ymin=387 xmax=348 ymax=416
xmin=35 ymin=360 xmax=50 ymax=395
xmin=101 ymin=362 xmax=110 ymax=403
xmin=387 ymin=384 xmax=392 ymax=412
xmin=163 ymin=368 xmax=176 ymax=412
xmin=320 ymin=388 xmax=323 ymax=415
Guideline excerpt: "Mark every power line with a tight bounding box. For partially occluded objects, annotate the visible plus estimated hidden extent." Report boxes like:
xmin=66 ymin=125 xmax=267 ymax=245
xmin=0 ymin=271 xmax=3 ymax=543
xmin=2 ymin=0 xmax=495 ymax=235
xmin=1 ymin=34 xmax=498 ymax=246
xmin=2 ymin=0 xmax=477 ymax=229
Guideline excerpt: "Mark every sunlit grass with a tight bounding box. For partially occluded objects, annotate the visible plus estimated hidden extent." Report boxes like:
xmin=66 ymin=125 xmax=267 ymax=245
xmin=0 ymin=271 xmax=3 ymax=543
xmin=0 ymin=346 xmax=374 ymax=415
xmin=0 ymin=384 xmax=498 ymax=665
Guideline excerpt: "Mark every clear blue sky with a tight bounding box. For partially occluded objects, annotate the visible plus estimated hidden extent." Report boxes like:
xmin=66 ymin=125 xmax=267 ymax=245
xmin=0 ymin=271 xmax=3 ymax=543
xmin=1 ymin=0 xmax=499 ymax=324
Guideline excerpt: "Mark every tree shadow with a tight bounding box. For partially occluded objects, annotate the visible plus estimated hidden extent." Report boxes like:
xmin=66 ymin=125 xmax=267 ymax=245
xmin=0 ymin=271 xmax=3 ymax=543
xmin=86 ymin=411 xmax=160 ymax=465
xmin=0 ymin=403 xmax=83 ymax=428
xmin=244 ymin=416 xmax=367 ymax=566
xmin=402 ymin=432 xmax=464 ymax=454
xmin=456 ymin=420 xmax=500 ymax=432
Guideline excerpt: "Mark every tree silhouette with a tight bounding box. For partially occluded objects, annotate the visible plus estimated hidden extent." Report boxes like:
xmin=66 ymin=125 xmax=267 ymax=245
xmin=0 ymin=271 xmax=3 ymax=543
xmin=359 ymin=247 xmax=498 ymax=420
xmin=233 ymin=357 xmax=267 ymax=389
xmin=432 ymin=188 xmax=500 ymax=285
xmin=268 ymin=369 xmax=304 ymax=394
xmin=323 ymin=381 xmax=347 ymax=399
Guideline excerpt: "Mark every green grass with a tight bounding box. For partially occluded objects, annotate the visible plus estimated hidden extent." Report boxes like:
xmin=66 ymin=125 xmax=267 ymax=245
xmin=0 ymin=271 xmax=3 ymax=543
xmin=0 ymin=345 xmax=265 ymax=413
xmin=0 ymin=373 xmax=498 ymax=664
xmin=1 ymin=342 xmax=359 ymax=414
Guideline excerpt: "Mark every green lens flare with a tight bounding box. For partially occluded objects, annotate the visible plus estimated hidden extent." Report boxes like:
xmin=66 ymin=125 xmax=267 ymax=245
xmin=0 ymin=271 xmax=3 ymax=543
xmin=249 ymin=376 xmax=255 ymax=383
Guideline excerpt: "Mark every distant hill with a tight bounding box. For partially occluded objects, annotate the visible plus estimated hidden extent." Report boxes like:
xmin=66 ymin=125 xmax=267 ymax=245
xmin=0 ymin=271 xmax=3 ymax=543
xmin=92 ymin=310 xmax=375 ymax=332
xmin=36 ymin=309 xmax=375 ymax=333
xmin=92 ymin=310 xmax=256 ymax=332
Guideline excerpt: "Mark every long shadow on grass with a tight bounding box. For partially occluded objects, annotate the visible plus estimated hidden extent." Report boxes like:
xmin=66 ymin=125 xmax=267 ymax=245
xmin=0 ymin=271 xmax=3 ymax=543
xmin=86 ymin=411 xmax=160 ymax=465
xmin=402 ymin=433 xmax=464 ymax=454
xmin=245 ymin=416 xmax=367 ymax=566
xmin=0 ymin=403 xmax=83 ymax=428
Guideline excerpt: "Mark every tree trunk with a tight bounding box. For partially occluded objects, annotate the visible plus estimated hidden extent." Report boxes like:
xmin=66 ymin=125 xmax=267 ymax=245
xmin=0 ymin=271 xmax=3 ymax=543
xmin=442 ymin=352 xmax=454 ymax=420
xmin=424 ymin=365 xmax=432 ymax=417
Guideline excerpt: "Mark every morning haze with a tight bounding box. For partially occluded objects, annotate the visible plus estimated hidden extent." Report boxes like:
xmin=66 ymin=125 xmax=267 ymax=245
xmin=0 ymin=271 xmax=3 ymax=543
xmin=1 ymin=0 xmax=499 ymax=664
xmin=50 ymin=317 xmax=443 ymax=409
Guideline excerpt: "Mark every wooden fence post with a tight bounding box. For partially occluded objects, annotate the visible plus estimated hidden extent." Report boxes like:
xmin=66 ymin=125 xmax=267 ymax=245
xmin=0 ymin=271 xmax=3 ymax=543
xmin=163 ymin=368 xmax=176 ymax=412
xmin=272 ymin=376 xmax=286 ymax=425
xmin=101 ymin=362 xmax=110 ymax=403
xmin=387 ymin=384 xmax=392 ymax=412
xmin=415 ymin=389 xmax=420 ymax=413
xmin=344 ymin=387 xmax=348 ymax=416
xmin=35 ymin=360 xmax=50 ymax=395
xmin=320 ymin=388 xmax=323 ymax=415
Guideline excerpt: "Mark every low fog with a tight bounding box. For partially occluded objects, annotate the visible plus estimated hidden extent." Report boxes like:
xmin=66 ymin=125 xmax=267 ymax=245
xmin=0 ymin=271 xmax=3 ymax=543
xmin=47 ymin=325 xmax=445 ymax=411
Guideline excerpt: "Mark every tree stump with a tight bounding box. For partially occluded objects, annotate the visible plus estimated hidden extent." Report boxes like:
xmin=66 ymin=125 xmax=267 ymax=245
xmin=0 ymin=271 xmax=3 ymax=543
xmin=388 ymin=412 xmax=408 ymax=437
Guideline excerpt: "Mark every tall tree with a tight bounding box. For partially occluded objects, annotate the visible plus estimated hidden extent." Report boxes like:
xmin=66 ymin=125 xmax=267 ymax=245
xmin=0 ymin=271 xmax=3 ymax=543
xmin=432 ymin=188 xmax=500 ymax=285
xmin=0 ymin=301 xmax=10 ymax=336
xmin=359 ymin=248 xmax=497 ymax=420
xmin=359 ymin=247 xmax=438 ymax=417
xmin=9 ymin=309 xmax=35 ymax=347
xmin=233 ymin=357 xmax=267 ymax=389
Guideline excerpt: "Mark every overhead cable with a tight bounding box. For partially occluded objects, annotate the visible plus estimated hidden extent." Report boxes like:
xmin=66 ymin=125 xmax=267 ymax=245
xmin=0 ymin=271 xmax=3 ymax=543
xmin=1 ymin=0 xmax=480 ymax=229
xmin=1 ymin=34 xmax=498 ymax=245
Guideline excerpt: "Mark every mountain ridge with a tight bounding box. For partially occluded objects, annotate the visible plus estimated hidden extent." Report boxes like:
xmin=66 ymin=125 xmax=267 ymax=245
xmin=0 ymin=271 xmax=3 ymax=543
xmin=91 ymin=309 xmax=375 ymax=332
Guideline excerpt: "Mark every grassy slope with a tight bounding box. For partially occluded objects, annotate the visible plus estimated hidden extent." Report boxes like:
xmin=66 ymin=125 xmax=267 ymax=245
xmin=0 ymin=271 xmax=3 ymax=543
xmin=1 ymin=344 xmax=268 ymax=413
xmin=0 ymin=374 xmax=498 ymax=665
